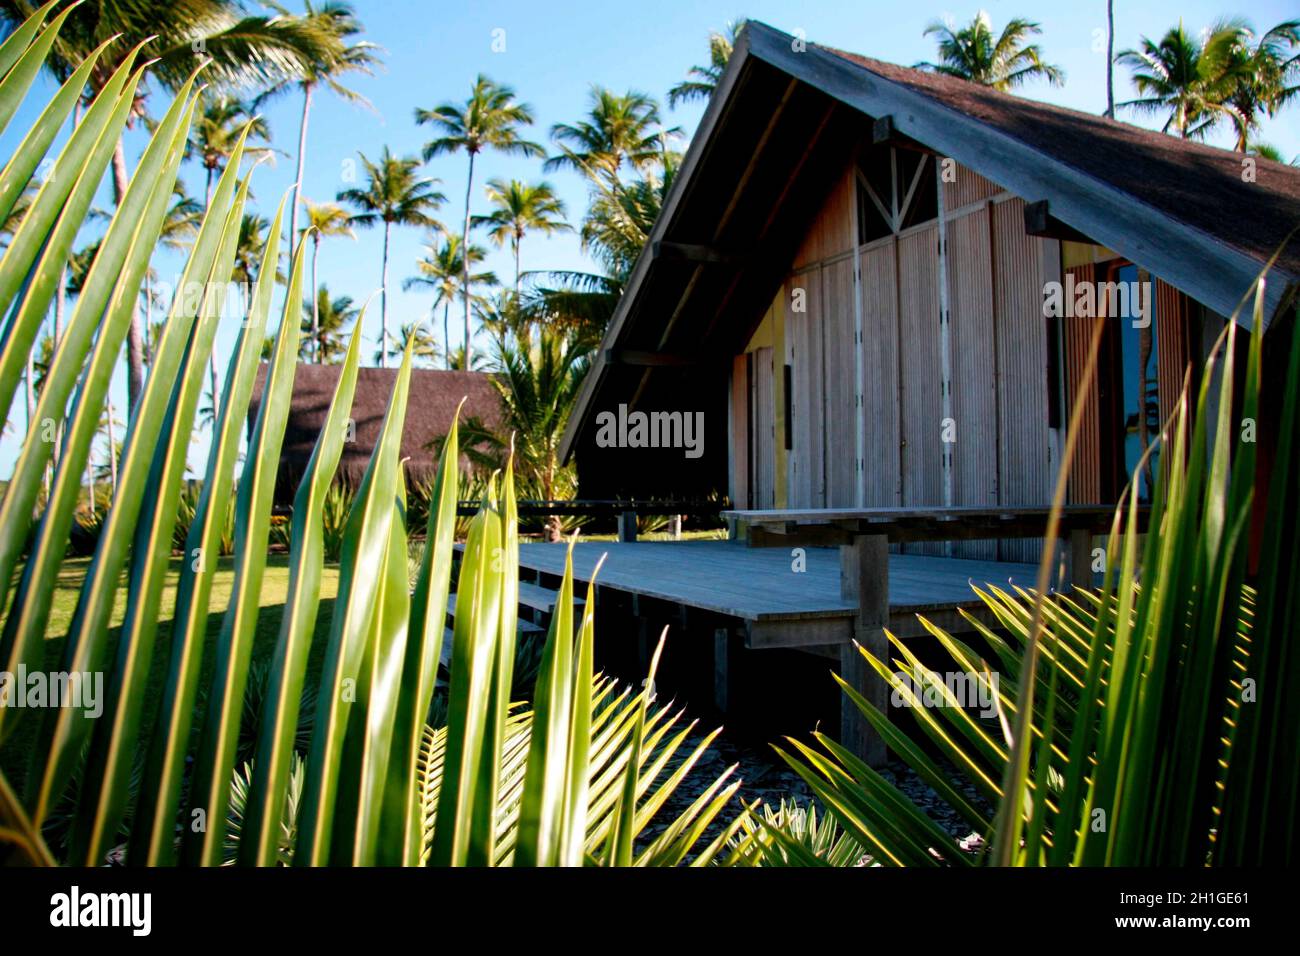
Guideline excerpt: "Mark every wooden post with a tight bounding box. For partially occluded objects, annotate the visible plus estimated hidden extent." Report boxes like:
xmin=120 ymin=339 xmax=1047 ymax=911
xmin=713 ymin=627 xmax=741 ymax=714
xmin=617 ymin=510 xmax=638 ymax=543
xmin=839 ymin=533 xmax=890 ymax=767
xmin=1069 ymin=527 xmax=1094 ymax=590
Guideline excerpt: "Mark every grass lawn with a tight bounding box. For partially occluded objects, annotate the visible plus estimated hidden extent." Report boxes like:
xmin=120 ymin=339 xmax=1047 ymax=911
xmin=0 ymin=555 xmax=340 ymax=799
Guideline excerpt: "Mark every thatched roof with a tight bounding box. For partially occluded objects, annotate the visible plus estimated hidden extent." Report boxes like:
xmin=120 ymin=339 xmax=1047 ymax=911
xmin=249 ymin=363 xmax=503 ymax=503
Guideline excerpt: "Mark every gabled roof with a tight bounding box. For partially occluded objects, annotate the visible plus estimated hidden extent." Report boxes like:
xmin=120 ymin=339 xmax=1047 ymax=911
xmin=560 ymin=20 xmax=1300 ymax=462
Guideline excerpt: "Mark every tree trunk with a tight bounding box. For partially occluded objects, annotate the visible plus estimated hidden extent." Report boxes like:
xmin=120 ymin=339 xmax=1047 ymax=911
xmin=380 ymin=220 xmax=391 ymax=368
xmin=462 ymin=151 xmax=476 ymax=370
xmin=289 ymin=83 xmax=313 ymax=260
xmin=1105 ymin=0 xmax=1115 ymax=118
xmin=203 ymin=170 xmax=219 ymax=422
xmin=106 ymin=393 xmax=118 ymax=495
xmin=443 ymin=300 xmax=451 ymax=370
xmin=114 ymin=138 xmax=145 ymax=416
xmin=311 ymin=235 xmax=321 ymax=361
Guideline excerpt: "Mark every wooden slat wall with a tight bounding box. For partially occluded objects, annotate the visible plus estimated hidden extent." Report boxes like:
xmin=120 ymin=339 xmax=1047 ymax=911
xmin=943 ymin=165 xmax=1002 ymax=211
xmin=946 ymin=204 xmax=999 ymax=559
xmin=731 ymin=353 xmax=748 ymax=508
xmin=1156 ymin=279 xmax=1190 ymax=425
xmin=792 ymin=165 xmax=856 ymax=269
xmin=860 ymin=239 xmax=902 ymax=506
xmin=898 ymin=223 xmax=943 ymax=553
xmin=751 ymin=346 xmax=776 ymax=509
xmin=822 ymin=256 xmax=857 ymax=505
xmin=993 ymin=198 xmax=1053 ymax=561
xmin=788 ymin=270 xmax=826 ymax=507
xmin=1064 ymin=262 xmax=1103 ymax=504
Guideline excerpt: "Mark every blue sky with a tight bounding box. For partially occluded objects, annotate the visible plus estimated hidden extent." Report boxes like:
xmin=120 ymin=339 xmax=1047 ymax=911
xmin=3 ymin=0 xmax=1298 ymax=478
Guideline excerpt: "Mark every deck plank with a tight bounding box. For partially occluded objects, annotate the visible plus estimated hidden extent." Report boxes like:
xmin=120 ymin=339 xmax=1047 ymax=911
xmin=514 ymin=540 xmax=1037 ymax=622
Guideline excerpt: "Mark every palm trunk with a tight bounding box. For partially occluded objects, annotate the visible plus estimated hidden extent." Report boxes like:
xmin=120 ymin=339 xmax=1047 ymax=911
xmin=289 ymin=83 xmax=313 ymax=260
xmin=114 ymin=138 xmax=145 ymax=416
xmin=462 ymin=151 xmax=476 ymax=370
xmin=311 ymin=235 xmax=321 ymax=362
xmin=54 ymin=266 xmax=66 ymax=464
xmin=443 ymin=300 xmax=451 ymax=370
xmin=1105 ymin=0 xmax=1115 ymax=118
xmin=203 ymin=173 xmax=219 ymax=421
xmin=106 ymin=393 xmax=118 ymax=495
xmin=380 ymin=220 xmax=391 ymax=368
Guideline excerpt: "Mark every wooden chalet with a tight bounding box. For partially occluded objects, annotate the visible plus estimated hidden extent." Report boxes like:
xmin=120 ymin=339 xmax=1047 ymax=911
xmin=547 ymin=22 xmax=1300 ymax=761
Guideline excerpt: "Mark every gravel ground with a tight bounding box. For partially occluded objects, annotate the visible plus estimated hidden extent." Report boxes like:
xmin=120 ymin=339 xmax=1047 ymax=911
xmin=640 ymin=726 xmax=990 ymax=863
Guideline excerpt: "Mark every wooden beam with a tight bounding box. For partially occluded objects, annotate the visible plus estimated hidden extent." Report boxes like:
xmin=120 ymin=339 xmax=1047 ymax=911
xmin=651 ymin=241 xmax=743 ymax=266
xmin=872 ymin=114 xmax=894 ymax=144
xmin=603 ymin=349 xmax=696 ymax=367
xmin=1024 ymin=200 xmax=1095 ymax=244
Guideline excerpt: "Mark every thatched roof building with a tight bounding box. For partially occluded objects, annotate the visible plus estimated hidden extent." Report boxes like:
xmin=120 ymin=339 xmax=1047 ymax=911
xmin=250 ymin=363 xmax=503 ymax=504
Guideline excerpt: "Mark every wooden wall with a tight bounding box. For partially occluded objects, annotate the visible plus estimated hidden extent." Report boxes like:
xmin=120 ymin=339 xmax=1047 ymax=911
xmin=733 ymin=159 xmax=1060 ymax=562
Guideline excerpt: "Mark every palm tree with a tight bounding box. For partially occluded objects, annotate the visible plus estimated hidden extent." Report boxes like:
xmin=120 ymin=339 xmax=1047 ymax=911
xmin=189 ymin=96 xmax=276 ymax=207
xmin=1116 ymin=22 xmax=1241 ymax=138
xmin=916 ymin=12 xmax=1065 ymax=90
xmin=460 ymin=327 xmax=592 ymax=540
xmin=375 ymin=321 xmax=437 ymax=367
xmin=415 ymin=75 xmax=544 ymax=369
xmin=299 ymin=199 xmax=356 ymax=360
xmin=545 ymin=88 xmax=677 ymax=183
xmin=1211 ymin=19 xmax=1300 ymax=150
xmin=529 ymin=151 xmax=679 ymax=345
xmin=260 ymin=1 xmax=382 ymax=257
xmin=0 ymin=0 xmax=339 ymax=416
xmin=337 ymin=147 xmax=445 ymax=367
xmin=403 ymin=235 xmax=497 ymax=369
xmin=473 ymin=179 xmax=570 ymax=300
xmin=300 ymin=285 xmax=358 ymax=362
xmin=668 ymin=20 xmax=745 ymax=108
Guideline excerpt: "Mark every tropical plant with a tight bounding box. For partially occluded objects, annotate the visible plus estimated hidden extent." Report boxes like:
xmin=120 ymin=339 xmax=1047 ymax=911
xmin=337 ymin=146 xmax=445 ymax=366
xmin=0 ymin=0 xmax=340 ymax=415
xmin=375 ymin=321 xmax=438 ymax=367
xmin=916 ymin=12 xmax=1064 ymax=91
xmin=770 ymin=278 xmax=1300 ymax=866
xmin=1209 ymin=18 xmax=1300 ymax=151
xmin=299 ymin=199 xmax=356 ymax=360
xmin=730 ymin=799 xmax=867 ymax=866
xmin=416 ymin=75 xmax=544 ymax=369
xmin=473 ymin=178 xmax=570 ymax=300
xmin=668 ymin=20 xmax=745 ymax=108
xmin=529 ymin=150 xmax=678 ymax=343
xmin=459 ymin=327 xmax=591 ymax=541
xmin=403 ymin=234 xmax=497 ymax=369
xmin=545 ymin=87 xmax=676 ymax=184
xmin=1116 ymin=21 xmax=1242 ymax=138
xmin=259 ymin=0 xmax=382 ymax=257
xmin=189 ymin=95 xmax=276 ymax=205
xmin=300 ymin=284 xmax=359 ymax=363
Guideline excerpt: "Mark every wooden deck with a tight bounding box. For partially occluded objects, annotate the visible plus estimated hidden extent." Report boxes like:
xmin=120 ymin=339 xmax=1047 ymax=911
xmin=515 ymin=540 xmax=1037 ymax=647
